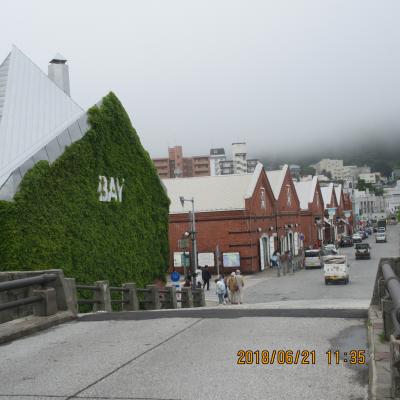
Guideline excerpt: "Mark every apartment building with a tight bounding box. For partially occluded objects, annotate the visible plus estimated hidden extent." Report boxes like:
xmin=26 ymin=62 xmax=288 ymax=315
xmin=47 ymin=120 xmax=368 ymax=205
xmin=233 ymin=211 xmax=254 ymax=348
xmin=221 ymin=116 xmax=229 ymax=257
xmin=152 ymin=146 xmax=210 ymax=178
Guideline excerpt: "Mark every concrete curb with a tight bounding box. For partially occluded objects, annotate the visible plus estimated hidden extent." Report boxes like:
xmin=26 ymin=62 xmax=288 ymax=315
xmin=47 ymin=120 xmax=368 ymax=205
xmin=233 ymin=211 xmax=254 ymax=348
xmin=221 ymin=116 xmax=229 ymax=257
xmin=0 ymin=310 xmax=76 ymax=345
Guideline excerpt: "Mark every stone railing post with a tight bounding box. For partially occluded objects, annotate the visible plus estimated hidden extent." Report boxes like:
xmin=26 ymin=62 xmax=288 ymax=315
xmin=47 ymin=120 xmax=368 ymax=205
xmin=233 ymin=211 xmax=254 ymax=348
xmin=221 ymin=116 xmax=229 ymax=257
xmin=122 ymin=283 xmax=139 ymax=311
xmin=391 ymin=335 xmax=400 ymax=398
xmin=64 ymin=277 xmax=78 ymax=315
xmin=382 ymin=297 xmax=394 ymax=340
xmin=144 ymin=285 xmax=161 ymax=310
xmin=33 ymin=288 xmax=58 ymax=316
xmin=164 ymin=286 xmax=178 ymax=309
xmin=181 ymin=287 xmax=194 ymax=308
xmin=192 ymin=288 xmax=205 ymax=307
xmin=93 ymin=280 xmax=112 ymax=312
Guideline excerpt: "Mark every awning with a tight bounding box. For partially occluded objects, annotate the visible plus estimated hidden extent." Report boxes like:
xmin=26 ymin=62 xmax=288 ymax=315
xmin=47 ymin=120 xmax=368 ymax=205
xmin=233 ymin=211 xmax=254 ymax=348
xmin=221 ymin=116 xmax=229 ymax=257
xmin=324 ymin=217 xmax=332 ymax=226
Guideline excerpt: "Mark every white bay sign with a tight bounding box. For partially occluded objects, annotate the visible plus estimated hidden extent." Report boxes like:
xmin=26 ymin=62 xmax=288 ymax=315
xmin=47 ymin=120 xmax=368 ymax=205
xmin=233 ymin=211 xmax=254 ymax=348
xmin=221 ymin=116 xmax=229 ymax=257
xmin=98 ymin=176 xmax=124 ymax=202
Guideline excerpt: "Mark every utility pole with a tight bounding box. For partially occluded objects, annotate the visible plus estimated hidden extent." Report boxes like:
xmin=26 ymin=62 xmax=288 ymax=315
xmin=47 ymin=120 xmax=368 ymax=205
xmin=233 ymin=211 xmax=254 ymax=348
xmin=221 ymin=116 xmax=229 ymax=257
xmin=180 ymin=196 xmax=197 ymax=288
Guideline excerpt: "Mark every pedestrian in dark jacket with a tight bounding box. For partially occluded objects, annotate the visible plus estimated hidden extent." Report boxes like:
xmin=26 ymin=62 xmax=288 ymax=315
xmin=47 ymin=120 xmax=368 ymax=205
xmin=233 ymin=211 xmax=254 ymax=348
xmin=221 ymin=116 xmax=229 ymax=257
xmin=202 ymin=265 xmax=211 ymax=290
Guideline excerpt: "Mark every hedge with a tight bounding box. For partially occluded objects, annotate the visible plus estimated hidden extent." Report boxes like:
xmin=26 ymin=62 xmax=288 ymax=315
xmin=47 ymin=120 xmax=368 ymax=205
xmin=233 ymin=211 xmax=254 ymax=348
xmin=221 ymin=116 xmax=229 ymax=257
xmin=0 ymin=92 xmax=170 ymax=287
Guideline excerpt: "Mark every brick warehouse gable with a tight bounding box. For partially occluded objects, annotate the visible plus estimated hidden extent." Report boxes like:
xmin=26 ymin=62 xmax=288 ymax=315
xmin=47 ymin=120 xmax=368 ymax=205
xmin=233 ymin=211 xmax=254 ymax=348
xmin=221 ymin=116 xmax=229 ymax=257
xmin=166 ymin=164 xmax=277 ymax=274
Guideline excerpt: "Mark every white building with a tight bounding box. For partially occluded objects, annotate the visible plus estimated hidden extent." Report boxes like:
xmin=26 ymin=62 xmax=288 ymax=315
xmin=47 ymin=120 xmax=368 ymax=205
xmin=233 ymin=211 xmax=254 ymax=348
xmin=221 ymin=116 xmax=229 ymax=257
xmin=353 ymin=189 xmax=386 ymax=221
xmin=359 ymin=173 xmax=377 ymax=184
xmin=384 ymin=180 xmax=400 ymax=216
xmin=209 ymin=148 xmax=226 ymax=176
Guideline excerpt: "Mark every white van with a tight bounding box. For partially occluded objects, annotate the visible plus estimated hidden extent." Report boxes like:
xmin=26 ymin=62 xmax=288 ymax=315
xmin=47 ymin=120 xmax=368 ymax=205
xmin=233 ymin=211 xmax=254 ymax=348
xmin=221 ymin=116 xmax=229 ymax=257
xmin=324 ymin=255 xmax=349 ymax=285
xmin=304 ymin=250 xmax=322 ymax=269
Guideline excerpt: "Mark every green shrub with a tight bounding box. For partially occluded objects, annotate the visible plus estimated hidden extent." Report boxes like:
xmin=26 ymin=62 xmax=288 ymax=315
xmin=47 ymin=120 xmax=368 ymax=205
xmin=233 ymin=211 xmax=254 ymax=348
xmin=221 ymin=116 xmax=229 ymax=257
xmin=0 ymin=92 xmax=169 ymax=287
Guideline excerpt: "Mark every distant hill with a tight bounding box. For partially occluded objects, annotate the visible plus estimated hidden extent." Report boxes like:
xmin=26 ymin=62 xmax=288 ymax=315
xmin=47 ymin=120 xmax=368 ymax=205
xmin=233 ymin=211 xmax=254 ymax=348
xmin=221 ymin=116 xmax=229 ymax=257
xmin=259 ymin=133 xmax=400 ymax=177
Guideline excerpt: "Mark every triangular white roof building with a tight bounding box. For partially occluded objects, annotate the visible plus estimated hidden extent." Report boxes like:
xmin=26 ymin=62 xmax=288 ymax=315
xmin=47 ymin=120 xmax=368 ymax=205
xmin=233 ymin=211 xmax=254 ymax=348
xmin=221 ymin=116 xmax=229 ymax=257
xmin=266 ymin=165 xmax=288 ymax=200
xmin=294 ymin=176 xmax=318 ymax=210
xmin=0 ymin=46 xmax=89 ymax=200
xmin=163 ymin=163 xmax=264 ymax=214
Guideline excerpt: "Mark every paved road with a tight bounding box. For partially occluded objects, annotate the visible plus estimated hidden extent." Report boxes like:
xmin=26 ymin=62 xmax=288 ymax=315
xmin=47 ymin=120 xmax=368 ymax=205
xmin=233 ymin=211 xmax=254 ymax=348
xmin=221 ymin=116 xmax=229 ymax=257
xmin=0 ymin=315 xmax=367 ymax=400
xmin=244 ymin=225 xmax=399 ymax=305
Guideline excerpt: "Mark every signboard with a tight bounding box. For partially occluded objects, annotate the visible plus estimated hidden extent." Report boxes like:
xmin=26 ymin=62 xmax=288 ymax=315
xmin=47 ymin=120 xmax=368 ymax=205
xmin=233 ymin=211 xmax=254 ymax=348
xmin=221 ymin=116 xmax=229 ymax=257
xmin=173 ymin=252 xmax=184 ymax=267
xmin=170 ymin=271 xmax=181 ymax=282
xmin=198 ymin=252 xmax=215 ymax=267
xmin=173 ymin=252 xmax=190 ymax=267
xmin=178 ymin=239 xmax=189 ymax=249
xmin=223 ymin=252 xmax=240 ymax=268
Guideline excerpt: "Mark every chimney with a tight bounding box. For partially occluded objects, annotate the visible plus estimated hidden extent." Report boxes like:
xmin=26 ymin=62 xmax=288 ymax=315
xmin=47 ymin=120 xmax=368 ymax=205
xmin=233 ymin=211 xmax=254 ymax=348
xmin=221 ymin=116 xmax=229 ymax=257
xmin=48 ymin=53 xmax=70 ymax=96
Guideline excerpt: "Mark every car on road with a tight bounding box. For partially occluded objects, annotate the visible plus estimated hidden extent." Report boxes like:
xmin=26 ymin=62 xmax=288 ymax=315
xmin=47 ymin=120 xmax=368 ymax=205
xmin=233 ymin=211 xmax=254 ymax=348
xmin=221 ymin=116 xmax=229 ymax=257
xmin=377 ymin=227 xmax=386 ymax=233
xmin=324 ymin=255 xmax=349 ymax=284
xmin=339 ymin=235 xmax=353 ymax=247
xmin=360 ymin=230 xmax=368 ymax=240
xmin=321 ymin=245 xmax=339 ymax=263
xmin=304 ymin=249 xmax=323 ymax=269
xmin=355 ymin=243 xmax=371 ymax=260
xmin=375 ymin=232 xmax=387 ymax=243
xmin=352 ymin=233 xmax=362 ymax=244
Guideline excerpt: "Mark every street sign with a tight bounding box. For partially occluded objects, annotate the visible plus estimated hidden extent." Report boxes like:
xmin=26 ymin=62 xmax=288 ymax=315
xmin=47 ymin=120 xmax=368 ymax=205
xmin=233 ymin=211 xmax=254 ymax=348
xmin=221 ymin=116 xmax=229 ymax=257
xmin=300 ymin=233 xmax=305 ymax=241
xmin=181 ymin=252 xmax=190 ymax=267
xmin=178 ymin=239 xmax=189 ymax=249
xmin=170 ymin=271 xmax=180 ymax=282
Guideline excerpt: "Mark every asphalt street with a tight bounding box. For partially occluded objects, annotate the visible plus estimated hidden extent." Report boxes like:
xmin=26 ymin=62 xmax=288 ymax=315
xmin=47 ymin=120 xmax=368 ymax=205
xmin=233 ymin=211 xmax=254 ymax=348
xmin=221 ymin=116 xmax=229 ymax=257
xmin=0 ymin=316 xmax=368 ymax=400
xmin=244 ymin=225 xmax=400 ymax=305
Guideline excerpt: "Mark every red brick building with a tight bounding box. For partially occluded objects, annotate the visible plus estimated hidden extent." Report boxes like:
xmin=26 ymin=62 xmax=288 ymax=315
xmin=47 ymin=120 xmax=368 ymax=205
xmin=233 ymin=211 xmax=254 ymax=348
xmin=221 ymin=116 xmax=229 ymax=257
xmin=164 ymin=164 xmax=277 ymax=274
xmin=321 ymin=183 xmax=339 ymax=244
xmin=295 ymin=177 xmax=325 ymax=248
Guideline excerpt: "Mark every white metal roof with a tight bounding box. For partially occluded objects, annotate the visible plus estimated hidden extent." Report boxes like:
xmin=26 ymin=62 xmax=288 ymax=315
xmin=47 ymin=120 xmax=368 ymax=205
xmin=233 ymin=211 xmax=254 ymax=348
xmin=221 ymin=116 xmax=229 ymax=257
xmin=334 ymin=184 xmax=343 ymax=206
xmin=50 ymin=53 xmax=67 ymax=62
xmin=0 ymin=46 xmax=84 ymax=188
xmin=266 ymin=165 xmax=287 ymax=200
xmin=321 ymin=183 xmax=334 ymax=207
xmin=163 ymin=163 xmax=264 ymax=214
xmin=294 ymin=176 xmax=318 ymax=210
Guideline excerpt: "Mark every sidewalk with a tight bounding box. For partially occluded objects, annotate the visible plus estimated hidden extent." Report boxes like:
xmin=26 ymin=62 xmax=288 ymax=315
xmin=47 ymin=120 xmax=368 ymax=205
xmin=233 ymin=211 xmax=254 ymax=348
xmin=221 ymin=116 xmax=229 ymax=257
xmin=167 ymin=265 xmax=295 ymax=306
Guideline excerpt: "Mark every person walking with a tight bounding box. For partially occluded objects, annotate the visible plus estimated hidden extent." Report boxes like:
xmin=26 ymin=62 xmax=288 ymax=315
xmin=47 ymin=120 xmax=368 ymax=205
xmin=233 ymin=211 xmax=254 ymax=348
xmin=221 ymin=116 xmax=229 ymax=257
xmin=223 ymin=274 xmax=230 ymax=303
xmin=215 ymin=277 xmax=226 ymax=305
xmin=202 ymin=265 xmax=211 ymax=290
xmin=235 ymin=269 xmax=244 ymax=304
xmin=227 ymin=272 xmax=239 ymax=304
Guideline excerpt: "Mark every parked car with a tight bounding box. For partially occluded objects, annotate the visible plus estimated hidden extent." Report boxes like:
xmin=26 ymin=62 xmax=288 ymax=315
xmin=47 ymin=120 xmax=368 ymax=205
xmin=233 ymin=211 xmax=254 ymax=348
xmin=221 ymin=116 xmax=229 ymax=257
xmin=366 ymin=227 xmax=373 ymax=235
xmin=360 ymin=230 xmax=368 ymax=240
xmin=324 ymin=255 xmax=350 ymax=285
xmin=375 ymin=232 xmax=387 ymax=243
xmin=355 ymin=243 xmax=371 ymax=260
xmin=339 ymin=236 xmax=353 ymax=247
xmin=304 ymin=250 xmax=323 ymax=269
xmin=352 ymin=233 xmax=362 ymax=244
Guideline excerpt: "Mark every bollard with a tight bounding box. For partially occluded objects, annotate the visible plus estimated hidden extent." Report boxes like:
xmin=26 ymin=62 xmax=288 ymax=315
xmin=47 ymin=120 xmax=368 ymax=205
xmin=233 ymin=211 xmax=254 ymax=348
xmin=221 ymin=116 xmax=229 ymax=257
xmin=93 ymin=281 xmax=112 ymax=312
xmin=33 ymin=288 xmax=58 ymax=316
xmin=181 ymin=287 xmax=194 ymax=308
xmin=122 ymin=283 xmax=139 ymax=311
xmin=192 ymin=288 xmax=205 ymax=307
xmin=144 ymin=285 xmax=161 ymax=310
xmin=277 ymin=264 xmax=281 ymax=277
xmin=164 ymin=286 xmax=178 ymax=309
xmin=382 ymin=297 xmax=394 ymax=340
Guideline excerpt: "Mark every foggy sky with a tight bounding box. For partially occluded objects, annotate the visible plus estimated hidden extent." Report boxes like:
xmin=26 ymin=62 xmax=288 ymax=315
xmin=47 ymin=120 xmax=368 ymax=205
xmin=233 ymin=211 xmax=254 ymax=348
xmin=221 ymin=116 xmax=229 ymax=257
xmin=2 ymin=0 xmax=400 ymax=159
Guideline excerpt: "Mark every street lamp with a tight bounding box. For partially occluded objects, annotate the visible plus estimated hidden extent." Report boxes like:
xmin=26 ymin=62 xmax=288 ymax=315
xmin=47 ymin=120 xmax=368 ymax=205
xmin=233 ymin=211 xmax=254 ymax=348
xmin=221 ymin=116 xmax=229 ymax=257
xmin=179 ymin=196 xmax=198 ymax=288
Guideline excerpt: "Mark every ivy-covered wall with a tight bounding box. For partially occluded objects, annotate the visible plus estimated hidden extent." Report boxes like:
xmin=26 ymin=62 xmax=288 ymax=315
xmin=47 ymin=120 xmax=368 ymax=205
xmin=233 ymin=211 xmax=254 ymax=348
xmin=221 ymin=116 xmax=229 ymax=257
xmin=0 ymin=92 xmax=170 ymax=287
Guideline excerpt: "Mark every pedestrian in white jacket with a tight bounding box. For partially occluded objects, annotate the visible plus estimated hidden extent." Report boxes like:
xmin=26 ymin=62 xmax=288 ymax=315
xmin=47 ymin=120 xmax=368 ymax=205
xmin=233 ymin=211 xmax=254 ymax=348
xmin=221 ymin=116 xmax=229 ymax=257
xmin=215 ymin=277 xmax=226 ymax=305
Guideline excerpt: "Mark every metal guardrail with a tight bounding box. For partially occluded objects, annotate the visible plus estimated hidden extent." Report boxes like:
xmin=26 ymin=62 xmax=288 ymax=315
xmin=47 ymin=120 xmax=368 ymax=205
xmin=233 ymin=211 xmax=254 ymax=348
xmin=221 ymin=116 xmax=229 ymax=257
xmin=382 ymin=263 xmax=400 ymax=338
xmin=0 ymin=273 xmax=58 ymax=313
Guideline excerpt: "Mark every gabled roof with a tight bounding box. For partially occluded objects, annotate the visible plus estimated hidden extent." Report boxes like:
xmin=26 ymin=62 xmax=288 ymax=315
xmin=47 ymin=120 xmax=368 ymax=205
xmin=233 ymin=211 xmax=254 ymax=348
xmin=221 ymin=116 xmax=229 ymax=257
xmin=321 ymin=183 xmax=335 ymax=208
xmin=164 ymin=163 xmax=264 ymax=213
xmin=266 ymin=165 xmax=287 ymax=200
xmin=0 ymin=45 xmax=84 ymax=188
xmin=294 ymin=176 xmax=318 ymax=210
xmin=334 ymin=184 xmax=343 ymax=206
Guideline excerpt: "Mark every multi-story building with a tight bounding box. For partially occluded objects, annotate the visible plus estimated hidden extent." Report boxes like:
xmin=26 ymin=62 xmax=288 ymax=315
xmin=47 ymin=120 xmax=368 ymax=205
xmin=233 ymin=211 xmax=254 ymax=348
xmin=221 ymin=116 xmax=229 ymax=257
xmin=385 ymin=180 xmax=400 ymax=216
xmin=312 ymin=159 xmax=344 ymax=178
xmin=209 ymin=148 xmax=226 ymax=176
xmin=353 ymin=189 xmax=386 ymax=221
xmin=152 ymin=146 xmax=210 ymax=178
xmin=359 ymin=173 xmax=377 ymax=184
